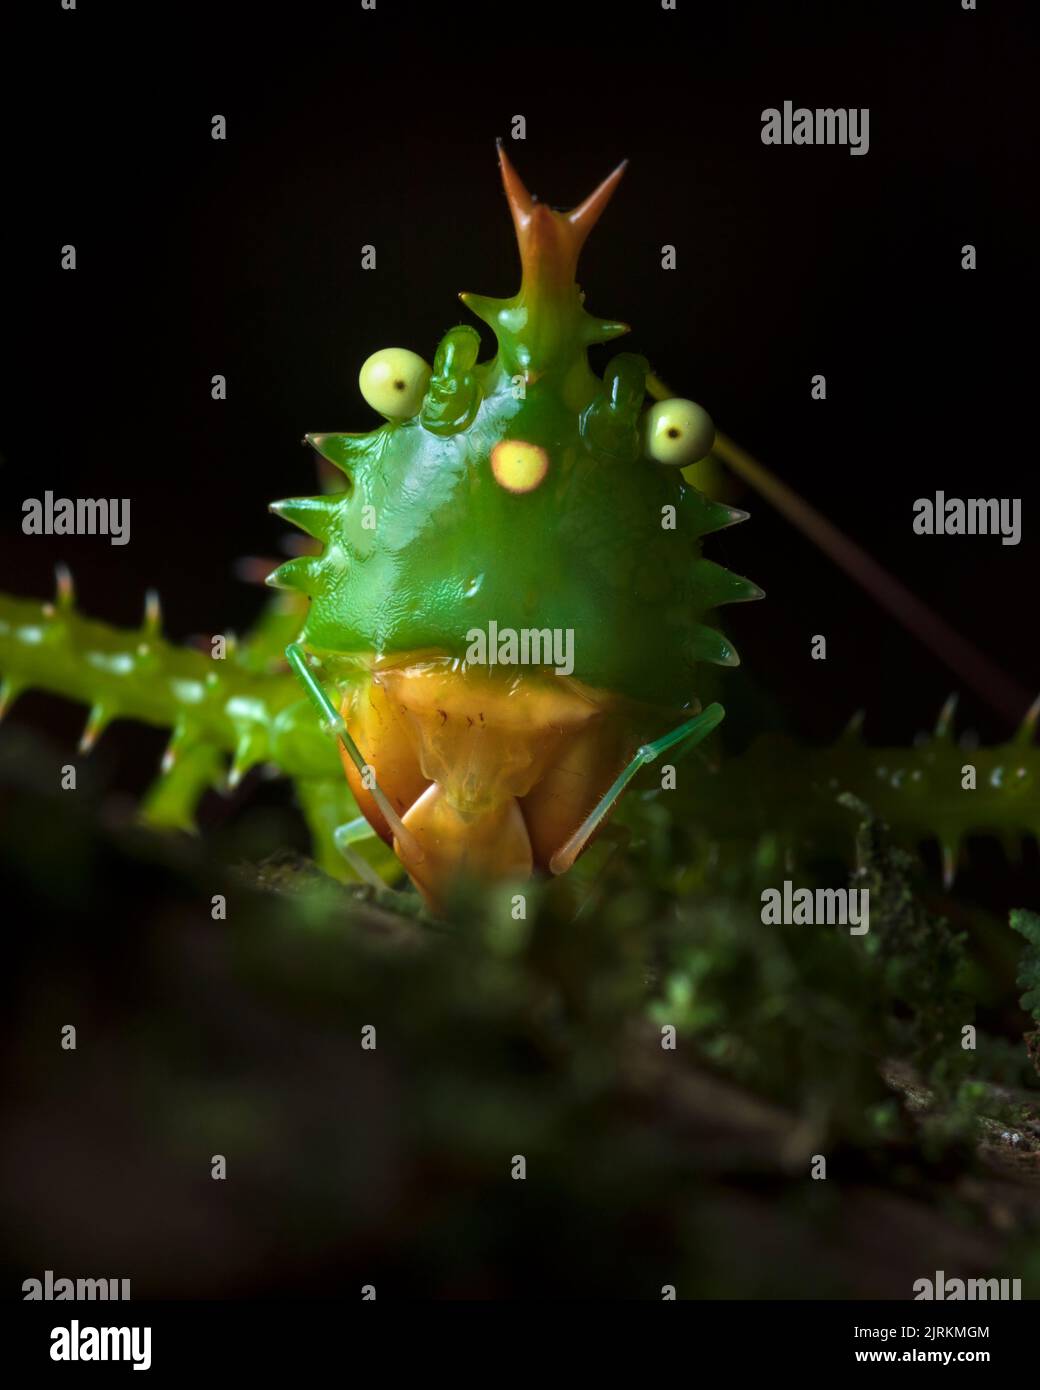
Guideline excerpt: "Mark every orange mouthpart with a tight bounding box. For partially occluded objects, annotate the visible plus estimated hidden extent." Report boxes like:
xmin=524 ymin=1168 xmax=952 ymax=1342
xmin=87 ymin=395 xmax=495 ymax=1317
xmin=339 ymin=656 xmax=639 ymax=912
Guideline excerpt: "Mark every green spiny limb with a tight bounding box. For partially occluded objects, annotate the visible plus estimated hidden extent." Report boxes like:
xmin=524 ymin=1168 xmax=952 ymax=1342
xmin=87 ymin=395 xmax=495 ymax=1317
xmin=679 ymin=696 xmax=1040 ymax=887
xmin=0 ymin=583 xmax=341 ymax=794
xmin=834 ymin=697 xmax=1040 ymax=884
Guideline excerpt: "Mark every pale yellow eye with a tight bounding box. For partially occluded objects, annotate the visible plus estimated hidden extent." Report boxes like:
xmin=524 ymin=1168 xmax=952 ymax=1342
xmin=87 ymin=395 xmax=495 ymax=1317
xmin=359 ymin=348 xmax=432 ymax=419
xmin=644 ymin=398 xmax=715 ymax=466
xmin=490 ymin=439 xmax=550 ymax=493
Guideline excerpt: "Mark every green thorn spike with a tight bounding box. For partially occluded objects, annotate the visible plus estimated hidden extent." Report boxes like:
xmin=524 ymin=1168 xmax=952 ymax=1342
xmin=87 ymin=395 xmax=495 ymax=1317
xmin=1015 ymin=694 xmax=1040 ymax=746
xmin=934 ymin=693 xmax=958 ymax=740
xmin=582 ymin=318 xmax=630 ymax=345
xmin=269 ymin=496 xmax=338 ymax=541
xmin=841 ymin=709 xmax=866 ymax=741
xmin=687 ymin=500 xmax=751 ymax=540
xmin=142 ymin=589 xmax=162 ymax=637
xmin=0 ymin=675 xmax=27 ymax=721
xmin=305 ymin=433 xmax=362 ymax=477
xmin=54 ymin=563 xmax=75 ymax=612
xmin=940 ymin=838 xmax=959 ymax=891
xmin=78 ymin=702 xmax=114 ymax=754
xmin=459 ymin=291 xmax=509 ymax=330
xmin=687 ymin=624 xmax=740 ymax=668
xmin=229 ymin=728 xmax=267 ymax=788
xmin=690 ymin=558 xmax=766 ymax=607
xmin=161 ymin=718 xmax=195 ymax=774
xmin=265 ymin=558 xmax=320 ymax=594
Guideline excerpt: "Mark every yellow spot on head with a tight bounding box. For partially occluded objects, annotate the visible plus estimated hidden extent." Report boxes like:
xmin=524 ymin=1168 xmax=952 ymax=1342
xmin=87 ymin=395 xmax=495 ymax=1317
xmin=491 ymin=439 xmax=549 ymax=494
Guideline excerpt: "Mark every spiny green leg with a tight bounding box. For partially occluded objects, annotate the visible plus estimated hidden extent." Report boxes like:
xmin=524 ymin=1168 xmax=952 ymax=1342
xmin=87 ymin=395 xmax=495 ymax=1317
xmin=284 ymin=642 xmax=424 ymax=864
xmin=549 ymin=703 xmax=726 ymax=875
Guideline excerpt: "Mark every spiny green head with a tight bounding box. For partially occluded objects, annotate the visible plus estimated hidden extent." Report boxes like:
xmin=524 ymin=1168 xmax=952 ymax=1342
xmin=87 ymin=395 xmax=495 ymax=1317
xmin=269 ymin=146 xmax=761 ymax=708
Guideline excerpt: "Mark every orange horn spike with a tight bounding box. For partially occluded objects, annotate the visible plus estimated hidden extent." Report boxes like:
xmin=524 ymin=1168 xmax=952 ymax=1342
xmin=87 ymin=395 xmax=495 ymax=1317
xmin=567 ymin=159 xmax=628 ymax=250
xmin=494 ymin=144 xmax=627 ymax=295
xmin=496 ymin=138 xmax=535 ymax=234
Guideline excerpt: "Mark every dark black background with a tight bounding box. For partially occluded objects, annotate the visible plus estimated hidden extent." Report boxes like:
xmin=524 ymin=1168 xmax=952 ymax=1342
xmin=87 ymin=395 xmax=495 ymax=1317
xmin=2 ymin=0 xmax=1035 ymax=787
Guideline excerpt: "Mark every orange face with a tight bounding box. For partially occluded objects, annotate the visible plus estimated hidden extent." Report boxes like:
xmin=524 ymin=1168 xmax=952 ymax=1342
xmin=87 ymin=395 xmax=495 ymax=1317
xmin=339 ymin=656 xmax=640 ymax=911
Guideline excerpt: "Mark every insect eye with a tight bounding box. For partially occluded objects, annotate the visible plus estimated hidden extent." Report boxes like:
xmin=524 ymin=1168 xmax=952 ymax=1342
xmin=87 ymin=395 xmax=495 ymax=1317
xmin=643 ymin=398 xmax=715 ymax=466
xmin=359 ymin=348 xmax=432 ymax=419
